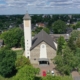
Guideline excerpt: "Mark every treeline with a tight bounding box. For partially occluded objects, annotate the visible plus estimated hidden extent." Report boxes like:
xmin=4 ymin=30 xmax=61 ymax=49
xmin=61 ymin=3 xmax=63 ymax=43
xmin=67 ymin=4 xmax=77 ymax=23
xmin=0 ymin=15 xmax=23 ymax=30
xmin=1 ymin=14 xmax=80 ymax=31
xmin=54 ymin=30 xmax=80 ymax=75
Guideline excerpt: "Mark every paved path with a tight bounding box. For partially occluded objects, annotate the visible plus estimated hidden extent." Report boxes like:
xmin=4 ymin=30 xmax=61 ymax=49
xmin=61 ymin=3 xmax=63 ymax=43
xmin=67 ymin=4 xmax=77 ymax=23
xmin=33 ymin=63 xmax=59 ymax=76
xmin=72 ymin=71 xmax=80 ymax=80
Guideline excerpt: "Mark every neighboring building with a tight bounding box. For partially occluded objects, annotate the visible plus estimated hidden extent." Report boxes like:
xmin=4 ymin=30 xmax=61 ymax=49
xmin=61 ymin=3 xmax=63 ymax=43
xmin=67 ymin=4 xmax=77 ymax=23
xmin=23 ymin=13 xmax=57 ymax=65
xmin=36 ymin=23 xmax=46 ymax=28
xmin=50 ymin=34 xmax=70 ymax=42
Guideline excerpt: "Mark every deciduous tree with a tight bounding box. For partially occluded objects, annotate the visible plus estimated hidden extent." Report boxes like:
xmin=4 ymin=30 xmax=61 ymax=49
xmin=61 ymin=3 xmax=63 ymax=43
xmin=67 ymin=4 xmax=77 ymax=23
xmin=0 ymin=48 xmax=16 ymax=77
xmin=52 ymin=20 xmax=66 ymax=34
xmin=1 ymin=28 xmax=23 ymax=48
xmin=14 ymin=65 xmax=40 ymax=80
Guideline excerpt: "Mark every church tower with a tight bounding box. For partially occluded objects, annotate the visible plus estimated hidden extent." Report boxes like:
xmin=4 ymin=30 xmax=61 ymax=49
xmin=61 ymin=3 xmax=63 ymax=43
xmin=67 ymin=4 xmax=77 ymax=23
xmin=23 ymin=13 xmax=32 ymax=58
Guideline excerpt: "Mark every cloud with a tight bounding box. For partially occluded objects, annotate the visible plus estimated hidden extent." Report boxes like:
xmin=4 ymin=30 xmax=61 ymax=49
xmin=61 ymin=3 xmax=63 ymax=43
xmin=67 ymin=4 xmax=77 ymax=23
xmin=0 ymin=0 xmax=80 ymax=9
xmin=0 ymin=0 xmax=80 ymax=14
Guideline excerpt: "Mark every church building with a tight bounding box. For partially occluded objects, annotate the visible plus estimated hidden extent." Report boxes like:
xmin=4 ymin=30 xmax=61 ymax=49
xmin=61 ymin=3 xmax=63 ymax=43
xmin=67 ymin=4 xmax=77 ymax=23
xmin=23 ymin=13 xmax=57 ymax=65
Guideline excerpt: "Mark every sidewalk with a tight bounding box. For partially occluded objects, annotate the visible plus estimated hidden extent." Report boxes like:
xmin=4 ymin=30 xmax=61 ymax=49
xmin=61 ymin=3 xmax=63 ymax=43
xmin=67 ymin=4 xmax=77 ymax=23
xmin=71 ymin=71 xmax=80 ymax=80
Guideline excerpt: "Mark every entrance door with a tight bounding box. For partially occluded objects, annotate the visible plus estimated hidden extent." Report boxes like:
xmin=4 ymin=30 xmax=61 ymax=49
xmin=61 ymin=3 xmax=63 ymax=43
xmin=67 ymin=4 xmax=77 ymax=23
xmin=39 ymin=61 xmax=49 ymax=65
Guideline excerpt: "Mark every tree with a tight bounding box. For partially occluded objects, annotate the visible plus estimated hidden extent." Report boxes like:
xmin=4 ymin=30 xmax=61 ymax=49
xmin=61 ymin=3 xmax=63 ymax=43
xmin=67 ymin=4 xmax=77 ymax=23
xmin=52 ymin=20 xmax=66 ymax=34
xmin=76 ymin=36 xmax=80 ymax=48
xmin=35 ymin=27 xmax=43 ymax=33
xmin=34 ymin=27 xmax=50 ymax=34
xmin=68 ymin=36 xmax=76 ymax=51
xmin=20 ymin=36 xmax=25 ymax=50
xmin=14 ymin=65 xmax=40 ymax=80
xmin=43 ymin=27 xmax=50 ymax=34
xmin=75 ymin=21 xmax=80 ymax=29
xmin=1 ymin=28 xmax=23 ymax=48
xmin=70 ymin=30 xmax=80 ymax=40
xmin=68 ymin=30 xmax=80 ymax=51
xmin=0 ymin=48 xmax=16 ymax=77
xmin=75 ymin=48 xmax=80 ymax=71
xmin=15 ymin=56 xmax=31 ymax=70
xmin=55 ymin=46 xmax=76 ymax=75
xmin=57 ymin=36 xmax=66 ymax=54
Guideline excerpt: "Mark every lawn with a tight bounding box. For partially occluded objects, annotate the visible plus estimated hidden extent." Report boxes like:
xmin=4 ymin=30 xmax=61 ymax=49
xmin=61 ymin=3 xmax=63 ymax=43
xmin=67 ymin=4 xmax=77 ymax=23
xmin=60 ymin=75 xmax=73 ymax=80
xmin=15 ymin=50 xmax=24 ymax=59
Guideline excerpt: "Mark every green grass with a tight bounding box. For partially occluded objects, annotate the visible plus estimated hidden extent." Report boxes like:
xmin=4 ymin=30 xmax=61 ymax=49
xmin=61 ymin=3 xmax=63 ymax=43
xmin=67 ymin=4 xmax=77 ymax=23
xmin=0 ymin=75 xmax=12 ymax=80
xmin=15 ymin=50 xmax=24 ymax=59
xmin=60 ymin=75 xmax=73 ymax=80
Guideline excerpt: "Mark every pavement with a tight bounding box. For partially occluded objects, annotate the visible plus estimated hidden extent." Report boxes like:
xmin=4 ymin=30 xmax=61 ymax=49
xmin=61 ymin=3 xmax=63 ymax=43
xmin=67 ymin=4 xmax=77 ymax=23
xmin=33 ymin=63 xmax=59 ymax=76
xmin=71 ymin=71 xmax=80 ymax=80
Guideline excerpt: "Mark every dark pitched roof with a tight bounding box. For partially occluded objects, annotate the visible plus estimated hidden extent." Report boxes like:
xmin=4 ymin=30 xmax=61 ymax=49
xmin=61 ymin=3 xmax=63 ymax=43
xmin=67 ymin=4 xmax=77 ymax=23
xmin=23 ymin=13 xmax=31 ymax=20
xmin=30 ymin=30 xmax=56 ymax=50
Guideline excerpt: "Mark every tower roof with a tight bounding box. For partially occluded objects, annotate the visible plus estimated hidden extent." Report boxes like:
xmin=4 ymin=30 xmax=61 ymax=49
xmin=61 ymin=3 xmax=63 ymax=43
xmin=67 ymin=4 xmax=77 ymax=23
xmin=23 ymin=13 xmax=31 ymax=20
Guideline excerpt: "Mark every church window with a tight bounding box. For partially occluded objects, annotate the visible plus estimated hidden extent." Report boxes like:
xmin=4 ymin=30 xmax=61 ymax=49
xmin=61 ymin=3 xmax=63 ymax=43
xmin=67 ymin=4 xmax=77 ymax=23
xmin=27 ymin=56 xmax=29 ymax=58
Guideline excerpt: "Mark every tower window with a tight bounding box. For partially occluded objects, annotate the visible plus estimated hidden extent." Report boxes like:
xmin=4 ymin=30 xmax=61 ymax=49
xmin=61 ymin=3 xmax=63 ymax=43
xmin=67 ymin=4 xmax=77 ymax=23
xmin=34 ymin=58 xmax=36 ymax=60
xmin=27 ymin=56 xmax=29 ymax=58
xmin=27 ymin=52 xmax=29 ymax=54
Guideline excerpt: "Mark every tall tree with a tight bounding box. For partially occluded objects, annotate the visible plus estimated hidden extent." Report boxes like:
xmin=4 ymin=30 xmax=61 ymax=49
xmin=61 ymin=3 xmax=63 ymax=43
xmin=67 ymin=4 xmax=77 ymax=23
xmin=43 ymin=27 xmax=50 ymax=34
xmin=1 ymin=28 xmax=23 ymax=48
xmin=55 ymin=46 xmax=76 ymax=75
xmin=52 ymin=20 xmax=66 ymax=34
xmin=57 ymin=36 xmax=66 ymax=54
xmin=0 ymin=48 xmax=16 ymax=77
xmin=76 ymin=36 xmax=80 ymax=48
xmin=68 ymin=36 xmax=76 ymax=51
xmin=75 ymin=21 xmax=80 ymax=29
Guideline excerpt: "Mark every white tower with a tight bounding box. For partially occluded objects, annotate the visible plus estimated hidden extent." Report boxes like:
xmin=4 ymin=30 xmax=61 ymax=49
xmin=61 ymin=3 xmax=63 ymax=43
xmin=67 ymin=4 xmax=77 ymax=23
xmin=23 ymin=13 xmax=32 ymax=58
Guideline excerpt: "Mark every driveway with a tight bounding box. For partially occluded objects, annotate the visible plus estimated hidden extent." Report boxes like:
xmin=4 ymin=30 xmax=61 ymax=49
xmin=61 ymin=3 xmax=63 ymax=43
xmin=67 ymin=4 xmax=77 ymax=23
xmin=33 ymin=63 xmax=59 ymax=76
xmin=72 ymin=71 xmax=80 ymax=80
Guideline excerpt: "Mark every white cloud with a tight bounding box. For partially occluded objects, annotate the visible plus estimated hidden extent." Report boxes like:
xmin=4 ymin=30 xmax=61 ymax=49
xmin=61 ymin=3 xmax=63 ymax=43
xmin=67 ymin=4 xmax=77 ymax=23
xmin=0 ymin=0 xmax=80 ymax=14
xmin=0 ymin=0 xmax=79 ymax=9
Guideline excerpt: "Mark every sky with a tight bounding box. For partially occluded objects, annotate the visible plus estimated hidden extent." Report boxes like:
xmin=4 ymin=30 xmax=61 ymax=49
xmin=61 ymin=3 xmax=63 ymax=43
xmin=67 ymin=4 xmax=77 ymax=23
xmin=0 ymin=0 xmax=80 ymax=14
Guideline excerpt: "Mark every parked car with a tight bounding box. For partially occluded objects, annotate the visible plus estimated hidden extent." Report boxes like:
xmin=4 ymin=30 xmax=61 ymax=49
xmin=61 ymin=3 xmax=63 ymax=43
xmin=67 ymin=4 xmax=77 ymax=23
xmin=42 ymin=71 xmax=46 ymax=77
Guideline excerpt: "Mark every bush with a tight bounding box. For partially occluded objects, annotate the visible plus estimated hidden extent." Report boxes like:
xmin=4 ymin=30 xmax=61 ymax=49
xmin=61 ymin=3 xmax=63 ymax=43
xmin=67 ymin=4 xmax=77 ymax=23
xmin=15 ymin=56 xmax=31 ymax=70
xmin=13 ymin=65 xmax=40 ymax=80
